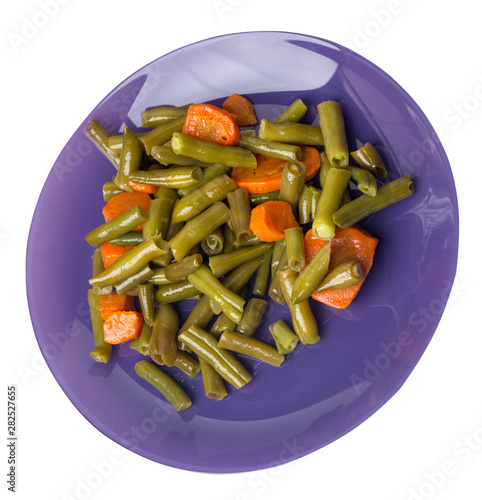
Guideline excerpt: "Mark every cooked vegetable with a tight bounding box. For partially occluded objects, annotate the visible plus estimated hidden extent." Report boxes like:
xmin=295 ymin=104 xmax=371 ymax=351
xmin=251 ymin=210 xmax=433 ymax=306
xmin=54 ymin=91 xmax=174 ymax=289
xmin=258 ymin=119 xmax=324 ymax=146
xmin=350 ymin=142 xmax=388 ymax=180
xmin=87 ymin=289 xmax=112 ymax=363
xmin=317 ymin=101 xmax=349 ymax=168
xmin=222 ymin=94 xmax=258 ymax=127
xmin=236 ymin=298 xmax=268 ymax=337
xmin=284 ymin=226 xmax=305 ymax=272
xmin=268 ymin=320 xmax=299 ymax=355
xmin=274 ymin=99 xmax=307 ymax=123
xmin=317 ymin=259 xmax=365 ymax=292
xmin=102 ymin=191 xmax=152 ymax=231
xmin=99 ymin=241 xmax=135 ymax=268
xmin=115 ymin=126 xmax=143 ymax=192
xmin=103 ymin=310 xmax=144 ymax=344
xmin=227 ymin=187 xmax=253 ymax=245
xmin=249 ymin=200 xmax=298 ymax=242
xmin=98 ymin=291 xmax=136 ymax=321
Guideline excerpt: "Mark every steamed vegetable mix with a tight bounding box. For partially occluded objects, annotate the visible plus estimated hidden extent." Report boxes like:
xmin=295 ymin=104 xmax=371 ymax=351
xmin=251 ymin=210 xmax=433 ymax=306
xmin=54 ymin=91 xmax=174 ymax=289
xmin=85 ymin=94 xmax=414 ymax=411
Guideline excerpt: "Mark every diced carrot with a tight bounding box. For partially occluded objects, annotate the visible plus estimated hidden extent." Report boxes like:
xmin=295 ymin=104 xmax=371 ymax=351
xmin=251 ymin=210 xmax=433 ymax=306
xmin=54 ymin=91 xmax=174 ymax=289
xmin=182 ymin=103 xmax=240 ymax=146
xmin=127 ymin=180 xmax=157 ymax=195
xmin=98 ymin=291 xmax=136 ymax=320
xmin=102 ymin=191 xmax=151 ymax=232
xmin=231 ymin=146 xmax=320 ymax=194
xmin=249 ymin=200 xmax=299 ymax=242
xmin=222 ymin=94 xmax=258 ymax=127
xmin=100 ymin=241 xmax=135 ymax=268
xmin=103 ymin=311 xmax=144 ymax=344
xmin=304 ymin=226 xmax=378 ymax=309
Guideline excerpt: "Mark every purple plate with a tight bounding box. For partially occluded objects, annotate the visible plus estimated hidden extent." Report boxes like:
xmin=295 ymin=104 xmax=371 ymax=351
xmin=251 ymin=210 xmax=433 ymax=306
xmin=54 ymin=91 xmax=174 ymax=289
xmin=26 ymin=32 xmax=458 ymax=473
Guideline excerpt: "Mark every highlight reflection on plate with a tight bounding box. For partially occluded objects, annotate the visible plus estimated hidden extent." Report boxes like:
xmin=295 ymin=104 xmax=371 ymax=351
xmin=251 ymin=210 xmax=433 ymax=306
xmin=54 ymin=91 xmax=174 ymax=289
xmin=26 ymin=32 xmax=458 ymax=473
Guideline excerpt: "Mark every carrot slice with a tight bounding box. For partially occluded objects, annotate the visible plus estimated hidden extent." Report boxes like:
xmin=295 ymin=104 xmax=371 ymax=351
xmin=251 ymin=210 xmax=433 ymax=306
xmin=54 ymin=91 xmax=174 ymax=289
xmin=222 ymin=94 xmax=258 ymax=127
xmin=103 ymin=310 xmax=144 ymax=344
xmin=102 ymin=191 xmax=151 ymax=232
xmin=100 ymin=241 xmax=135 ymax=268
xmin=232 ymin=146 xmax=320 ymax=194
xmin=182 ymin=103 xmax=240 ymax=146
xmin=304 ymin=226 xmax=378 ymax=309
xmin=98 ymin=291 xmax=136 ymax=321
xmin=249 ymin=200 xmax=299 ymax=242
xmin=127 ymin=180 xmax=157 ymax=195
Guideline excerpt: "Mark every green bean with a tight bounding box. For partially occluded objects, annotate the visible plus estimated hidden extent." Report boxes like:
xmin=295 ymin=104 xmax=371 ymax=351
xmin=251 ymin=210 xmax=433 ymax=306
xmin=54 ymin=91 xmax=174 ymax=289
xmin=279 ymin=161 xmax=306 ymax=212
xmin=134 ymin=360 xmax=191 ymax=411
xmin=149 ymin=303 xmax=179 ymax=367
xmin=153 ymin=185 xmax=179 ymax=202
xmin=142 ymin=197 xmax=174 ymax=241
xmin=317 ymin=259 xmax=365 ymax=292
xmin=291 ymin=242 xmax=331 ymax=305
xmin=171 ymin=174 xmax=236 ymax=223
xmin=209 ymin=242 xmax=273 ymax=277
xmin=209 ymin=312 xmax=237 ymax=338
xmin=238 ymin=134 xmax=303 ymax=163
xmin=102 ymin=181 xmax=123 ymax=202
xmin=270 ymin=239 xmax=286 ymax=279
xmin=129 ymin=166 xmax=203 ymax=189
xmin=85 ymin=119 xmax=119 ymax=168
xmin=178 ymin=256 xmax=263 ymax=335
xmin=146 ymin=268 xmax=172 ymax=285
xmin=346 ymin=165 xmax=378 ymax=196
xmin=140 ymin=116 xmax=186 ymax=155
xmin=177 ymin=163 xmax=230 ymax=196
xmin=109 ymin=232 xmax=144 ymax=246
xmin=350 ymin=142 xmax=388 ymax=180
xmin=150 ymin=143 xmax=210 ymax=168
xmin=236 ymin=298 xmax=268 ymax=337
xmin=274 ymin=99 xmax=307 ymax=123
xmin=258 ymin=119 xmax=324 ymax=146
xmin=277 ymin=267 xmax=320 ymax=345
xmin=137 ymin=322 xmax=152 ymax=356
xmin=178 ymin=326 xmax=252 ymax=389
xmin=252 ymin=245 xmax=273 ymax=296
xmin=138 ymin=283 xmax=155 ymax=327
xmin=154 ymin=279 xmax=200 ymax=303
xmin=249 ymin=190 xmax=280 ymax=205
xmin=85 ymin=206 xmax=148 ymax=248
xmin=219 ymin=330 xmax=284 ymax=367
xmin=333 ymin=175 xmax=415 ymax=228
xmin=87 ymin=289 xmax=112 ymax=363
xmin=108 ymin=132 xmax=147 ymax=154
xmin=149 ymin=350 xmax=200 ymax=377
xmin=171 ymin=132 xmax=257 ymax=169
xmin=141 ymin=104 xmax=190 ymax=128
xmin=201 ymin=227 xmax=224 ymax=256
xmin=232 ymin=233 xmax=262 ymax=248
xmin=298 ymin=185 xmax=314 ymax=224
xmin=222 ymin=224 xmax=236 ymax=254
xmin=227 ymin=187 xmax=253 ymax=245
xmin=91 ymin=248 xmax=112 ymax=296
xmin=284 ymin=226 xmax=305 ymax=272
xmin=268 ymin=320 xmax=299 ymax=355
xmin=312 ymin=167 xmax=351 ymax=239
xmin=187 ymin=265 xmax=245 ymax=324
xmin=89 ymin=237 xmax=169 ymax=288
xmin=164 ymin=253 xmax=203 ymax=282
xmin=169 ymin=201 xmax=230 ymax=261
xmin=114 ymin=264 xmax=154 ymax=295
xmin=200 ymin=358 xmax=228 ymax=400
xmin=268 ymin=244 xmax=288 ymax=305
xmin=319 ymin=152 xmax=350 ymax=205
xmin=115 ymin=126 xmax=144 ymax=191
xmin=317 ymin=101 xmax=349 ymax=167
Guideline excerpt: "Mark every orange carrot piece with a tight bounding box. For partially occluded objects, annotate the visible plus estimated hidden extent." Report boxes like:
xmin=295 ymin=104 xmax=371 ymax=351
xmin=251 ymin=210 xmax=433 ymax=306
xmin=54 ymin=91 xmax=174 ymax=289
xmin=98 ymin=291 xmax=136 ymax=320
xmin=249 ymin=200 xmax=299 ymax=242
xmin=182 ymin=103 xmax=240 ymax=146
xmin=102 ymin=191 xmax=151 ymax=232
xmin=222 ymin=94 xmax=258 ymax=127
xmin=103 ymin=310 xmax=144 ymax=344
xmin=231 ymin=146 xmax=321 ymax=194
xmin=304 ymin=226 xmax=378 ymax=309
xmin=127 ymin=180 xmax=157 ymax=195
xmin=100 ymin=241 xmax=135 ymax=268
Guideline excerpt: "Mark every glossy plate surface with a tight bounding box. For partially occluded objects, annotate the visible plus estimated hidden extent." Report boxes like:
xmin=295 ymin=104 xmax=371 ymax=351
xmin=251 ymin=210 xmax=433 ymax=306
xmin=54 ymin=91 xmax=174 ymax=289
xmin=26 ymin=32 xmax=458 ymax=473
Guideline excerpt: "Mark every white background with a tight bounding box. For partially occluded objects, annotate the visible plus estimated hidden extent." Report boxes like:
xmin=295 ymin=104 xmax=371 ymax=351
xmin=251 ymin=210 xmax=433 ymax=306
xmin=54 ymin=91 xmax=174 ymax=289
xmin=2 ymin=1 xmax=480 ymax=499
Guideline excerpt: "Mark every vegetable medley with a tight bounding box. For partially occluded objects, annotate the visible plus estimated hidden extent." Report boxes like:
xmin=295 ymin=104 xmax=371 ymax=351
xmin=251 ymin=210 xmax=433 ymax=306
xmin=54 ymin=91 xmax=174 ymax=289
xmin=85 ymin=94 xmax=414 ymax=411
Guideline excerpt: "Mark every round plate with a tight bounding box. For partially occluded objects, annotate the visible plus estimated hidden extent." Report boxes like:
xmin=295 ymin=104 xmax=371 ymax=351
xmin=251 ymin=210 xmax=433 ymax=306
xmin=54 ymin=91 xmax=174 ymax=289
xmin=26 ymin=31 xmax=458 ymax=473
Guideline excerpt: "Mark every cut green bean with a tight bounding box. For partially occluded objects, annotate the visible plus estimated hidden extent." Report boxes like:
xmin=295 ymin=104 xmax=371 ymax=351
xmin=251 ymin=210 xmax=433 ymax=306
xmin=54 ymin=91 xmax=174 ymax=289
xmin=258 ymin=119 xmax=324 ymax=146
xmin=227 ymin=187 xmax=253 ymax=244
xmin=153 ymin=185 xmax=179 ymax=202
xmin=284 ymin=226 xmax=305 ymax=272
xmin=319 ymin=152 xmax=351 ymax=205
xmin=115 ymin=126 xmax=143 ymax=191
xmin=109 ymin=232 xmax=144 ymax=246
xmin=146 ymin=268 xmax=172 ymax=285
xmin=154 ymin=279 xmax=199 ymax=303
xmin=114 ymin=264 xmax=154 ymax=295
xmin=298 ymin=185 xmax=314 ymax=224
xmin=142 ymin=197 xmax=174 ymax=240
xmin=91 ymin=248 xmax=112 ymax=296
xmin=200 ymin=358 xmax=228 ymax=400
xmin=268 ymin=245 xmax=288 ymax=305
xmin=209 ymin=242 xmax=273 ymax=277
xmin=150 ymin=143 xmax=211 ymax=168
xmin=177 ymin=163 xmax=230 ymax=196
xmin=279 ymin=161 xmax=306 ymax=212
xmin=277 ymin=267 xmax=320 ymax=345
xmin=87 ymin=289 xmax=112 ymax=363
xmin=164 ymin=253 xmax=203 ymax=282
xmin=129 ymin=166 xmax=203 ymax=189
xmin=350 ymin=142 xmax=388 ymax=180
xmin=291 ymin=242 xmax=331 ymax=305
xmin=141 ymin=104 xmax=189 ymax=128
xmin=268 ymin=320 xmax=299 ymax=355
xmin=102 ymin=181 xmax=123 ymax=202
xmin=236 ymin=298 xmax=268 ymax=337
xmin=108 ymin=132 xmax=147 ymax=154
xmin=238 ymin=134 xmax=303 ymax=163
xmin=317 ymin=101 xmax=349 ymax=167
xmin=85 ymin=206 xmax=148 ymax=248
xmin=138 ymin=283 xmax=155 ymax=327
xmin=85 ymin=119 xmax=119 ymax=168
xmin=149 ymin=303 xmax=179 ymax=367
xmin=252 ymin=245 xmax=273 ymax=296
xmin=274 ymin=99 xmax=307 ymax=123
xmin=140 ymin=116 xmax=185 ymax=155
xmin=317 ymin=259 xmax=365 ymax=292
xmin=178 ymin=326 xmax=252 ymax=389
xmin=219 ymin=330 xmax=284 ymax=367
xmin=312 ymin=167 xmax=351 ymax=239
xmin=333 ymin=175 xmax=415 ymax=228
xmin=169 ymin=201 xmax=230 ymax=261
xmin=137 ymin=322 xmax=153 ymax=356
xmin=201 ymin=227 xmax=224 ymax=256
xmin=134 ymin=360 xmax=191 ymax=411
xmin=346 ymin=165 xmax=378 ymax=196
xmin=89 ymin=237 xmax=169 ymax=288
xmin=249 ymin=190 xmax=280 ymax=205
xmin=171 ymin=132 xmax=257 ymax=169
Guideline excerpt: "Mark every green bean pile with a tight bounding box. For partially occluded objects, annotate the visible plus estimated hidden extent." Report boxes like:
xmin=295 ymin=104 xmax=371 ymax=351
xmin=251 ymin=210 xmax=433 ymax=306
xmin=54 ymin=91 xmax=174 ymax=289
xmin=86 ymin=97 xmax=414 ymax=411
